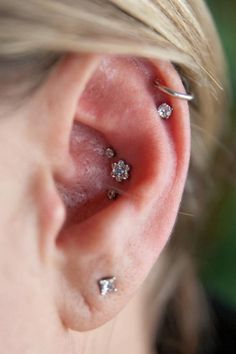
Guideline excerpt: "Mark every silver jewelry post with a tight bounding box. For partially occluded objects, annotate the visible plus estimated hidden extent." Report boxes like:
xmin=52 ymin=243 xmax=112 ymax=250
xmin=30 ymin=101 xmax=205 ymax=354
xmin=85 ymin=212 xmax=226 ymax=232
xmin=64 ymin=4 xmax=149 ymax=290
xmin=107 ymin=189 xmax=119 ymax=201
xmin=105 ymin=147 xmax=116 ymax=159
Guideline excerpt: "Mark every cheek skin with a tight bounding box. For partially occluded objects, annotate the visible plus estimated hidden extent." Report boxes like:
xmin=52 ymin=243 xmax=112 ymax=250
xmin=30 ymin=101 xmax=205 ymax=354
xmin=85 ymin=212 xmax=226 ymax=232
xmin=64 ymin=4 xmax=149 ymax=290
xmin=0 ymin=115 xmax=67 ymax=353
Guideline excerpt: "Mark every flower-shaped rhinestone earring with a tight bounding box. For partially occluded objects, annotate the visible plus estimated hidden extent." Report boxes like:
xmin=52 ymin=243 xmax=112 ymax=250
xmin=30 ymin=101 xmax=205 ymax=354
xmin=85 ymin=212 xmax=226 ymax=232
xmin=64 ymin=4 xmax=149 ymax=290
xmin=111 ymin=160 xmax=131 ymax=183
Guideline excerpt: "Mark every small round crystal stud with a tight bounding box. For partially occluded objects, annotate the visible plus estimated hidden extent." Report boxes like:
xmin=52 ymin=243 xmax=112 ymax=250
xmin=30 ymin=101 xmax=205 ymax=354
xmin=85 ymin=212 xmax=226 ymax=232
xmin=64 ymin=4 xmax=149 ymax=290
xmin=98 ymin=276 xmax=118 ymax=296
xmin=107 ymin=189 xmax=119 ymax=201
xmin=105 ymin=147 xmax=116 ymax=159
xmin=111 ymin=160 xmax=131 ymax=183
xmin=157 ymin=103 xmax=173 ymax=119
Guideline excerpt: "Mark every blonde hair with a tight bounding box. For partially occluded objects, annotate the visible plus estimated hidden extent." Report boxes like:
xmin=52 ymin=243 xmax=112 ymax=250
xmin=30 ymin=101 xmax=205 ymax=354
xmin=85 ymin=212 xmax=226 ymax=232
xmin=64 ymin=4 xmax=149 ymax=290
xmin=0 ymin=1 xmax=228 ymax=353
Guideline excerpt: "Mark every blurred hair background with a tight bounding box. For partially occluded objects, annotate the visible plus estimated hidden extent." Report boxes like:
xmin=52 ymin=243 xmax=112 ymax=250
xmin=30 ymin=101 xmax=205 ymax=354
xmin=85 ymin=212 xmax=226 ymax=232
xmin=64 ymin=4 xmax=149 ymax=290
xmin=201 ymin=0 xmax=236 ymax=308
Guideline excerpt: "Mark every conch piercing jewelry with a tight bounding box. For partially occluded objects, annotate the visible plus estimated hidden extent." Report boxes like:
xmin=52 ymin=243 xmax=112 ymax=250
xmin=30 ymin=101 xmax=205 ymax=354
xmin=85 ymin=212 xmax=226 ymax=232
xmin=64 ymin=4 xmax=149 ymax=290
xmin=157 ymin=103 xmax=173 ymax=120
xmin=98 ymin=276 xmax=118 ymax=296
xmin=105 ymin=147 xmax=116 ymax=159
xmin=111 ymin=160 xmax=131 ymax=182
xmin=107 ymin=189 xmax=119 ymax=200
xmin=154 ymin=80 xmax=194 ymax=101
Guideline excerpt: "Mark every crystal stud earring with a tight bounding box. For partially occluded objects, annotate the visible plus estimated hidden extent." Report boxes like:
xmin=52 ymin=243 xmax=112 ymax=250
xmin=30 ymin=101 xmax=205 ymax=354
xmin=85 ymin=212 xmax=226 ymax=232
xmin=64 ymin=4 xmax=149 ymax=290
xmin=157 ymin=103 xmax=173 ymax=120
xmin=98 ymin=277 xmax=118 ymax=296
xmin=105 ymin=147 xmax=116 ymax=159
xmin=111 ymin=160 xmax=131 ymax=183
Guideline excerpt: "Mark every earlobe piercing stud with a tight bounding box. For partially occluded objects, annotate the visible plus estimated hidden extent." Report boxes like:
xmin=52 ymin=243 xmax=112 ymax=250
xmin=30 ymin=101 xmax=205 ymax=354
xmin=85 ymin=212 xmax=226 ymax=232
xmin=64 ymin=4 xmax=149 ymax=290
xmin=157 ymin=103 xmax=173 ymax=120
xmin=98 ymin=276 xmax=118 ymax=296
xmin=111 ymin=160 xmax=131 ymax=182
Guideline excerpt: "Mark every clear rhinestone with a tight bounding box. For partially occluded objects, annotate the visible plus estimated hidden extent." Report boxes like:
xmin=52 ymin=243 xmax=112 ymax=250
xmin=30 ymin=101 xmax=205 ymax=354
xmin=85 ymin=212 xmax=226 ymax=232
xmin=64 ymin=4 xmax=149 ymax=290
xmin=98 ymin=277 xmax=118 ymax=296
xmin=111 ymin=160 xmax=130 ymax=183
xmin=105 ymin=147 xmax=116 ymax=159
xmin=157 ymin=103 xmax=173 ymax=119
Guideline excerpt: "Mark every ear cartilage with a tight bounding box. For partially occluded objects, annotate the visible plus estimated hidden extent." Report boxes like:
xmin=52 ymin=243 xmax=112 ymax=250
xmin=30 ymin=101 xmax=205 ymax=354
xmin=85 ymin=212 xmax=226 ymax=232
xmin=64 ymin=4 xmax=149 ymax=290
xmin=111 ymin=160 xmax=131 ymax=183
xmin=105 ymin=147 xmax=116 ymax=159
xmin=157 ymin=103 xmax=173 ymax=120
xmin=98 ymin=276 xmax=118 ymax=296
xmin=107 ymin=189 xmax=119 ymax=201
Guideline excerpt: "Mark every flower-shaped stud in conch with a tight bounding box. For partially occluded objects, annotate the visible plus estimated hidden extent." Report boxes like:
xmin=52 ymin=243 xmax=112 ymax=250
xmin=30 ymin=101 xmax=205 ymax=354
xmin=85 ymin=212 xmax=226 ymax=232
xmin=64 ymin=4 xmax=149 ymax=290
xmin=111 ymin=160 xmax=131 ymax=183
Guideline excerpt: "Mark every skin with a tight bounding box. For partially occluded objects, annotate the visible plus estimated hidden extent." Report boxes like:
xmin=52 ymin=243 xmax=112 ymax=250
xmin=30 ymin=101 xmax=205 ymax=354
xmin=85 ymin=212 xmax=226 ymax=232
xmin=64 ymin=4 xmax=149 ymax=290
xmin=0 ymin=53 xmax=190 ymax=353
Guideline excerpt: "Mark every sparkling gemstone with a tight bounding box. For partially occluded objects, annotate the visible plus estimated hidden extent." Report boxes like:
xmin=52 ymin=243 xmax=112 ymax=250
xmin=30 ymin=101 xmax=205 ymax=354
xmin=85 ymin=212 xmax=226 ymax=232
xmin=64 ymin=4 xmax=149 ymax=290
xmin=105 ymin=147 xmax=116 ymax=159
xmin=157 ymin=103 xmax=173 ymax=119
xmin=98 ymin=277 xmax=118 ymax=296
xmin=111 ymin=160 xmax=130 ymax=182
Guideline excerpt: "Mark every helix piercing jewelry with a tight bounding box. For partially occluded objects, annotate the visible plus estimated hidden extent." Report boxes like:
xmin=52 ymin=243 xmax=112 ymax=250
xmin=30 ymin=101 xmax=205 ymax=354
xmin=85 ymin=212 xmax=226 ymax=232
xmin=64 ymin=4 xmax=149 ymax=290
xmin=157 ymin=103 xmax=173 ymax=120
xmin=105 ymin=147 xmax=116 ymax=159
xmin=107 ymin=189 xmax=119 ymax=201
xmin=111 ymin=160 xmax=131 ymax=183
xmin=98 ymin=277 xmax=118 ymax=296
xmin=154 ymin=80 xmax=194 ymax=101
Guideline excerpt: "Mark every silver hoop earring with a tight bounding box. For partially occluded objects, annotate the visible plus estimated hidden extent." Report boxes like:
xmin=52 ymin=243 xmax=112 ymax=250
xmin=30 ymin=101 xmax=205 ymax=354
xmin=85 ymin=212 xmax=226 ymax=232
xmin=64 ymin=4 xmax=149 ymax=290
xmin=154 ymin=80 xmax=194 ymax=101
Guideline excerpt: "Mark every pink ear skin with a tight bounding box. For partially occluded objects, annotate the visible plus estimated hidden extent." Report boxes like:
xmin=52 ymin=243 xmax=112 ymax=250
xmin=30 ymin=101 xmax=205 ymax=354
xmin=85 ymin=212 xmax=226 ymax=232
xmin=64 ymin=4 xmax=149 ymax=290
xmin=56 ymin=57 xmax=175 ymax=224
xmin=41 ymin=55 xmax=190 ymax=331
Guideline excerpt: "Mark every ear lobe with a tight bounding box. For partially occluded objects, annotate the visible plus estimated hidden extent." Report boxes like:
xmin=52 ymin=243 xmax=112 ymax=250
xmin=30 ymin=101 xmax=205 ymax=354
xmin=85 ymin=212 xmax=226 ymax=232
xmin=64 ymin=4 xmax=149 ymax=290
xmin=43 ymin=55 xmax=190 ymax=331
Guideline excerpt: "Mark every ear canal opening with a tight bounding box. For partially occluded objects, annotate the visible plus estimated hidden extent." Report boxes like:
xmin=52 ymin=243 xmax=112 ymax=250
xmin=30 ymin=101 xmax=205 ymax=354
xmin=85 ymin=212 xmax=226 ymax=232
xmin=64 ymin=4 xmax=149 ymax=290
xmin=56 ymin=122 xmax=127 ymax=225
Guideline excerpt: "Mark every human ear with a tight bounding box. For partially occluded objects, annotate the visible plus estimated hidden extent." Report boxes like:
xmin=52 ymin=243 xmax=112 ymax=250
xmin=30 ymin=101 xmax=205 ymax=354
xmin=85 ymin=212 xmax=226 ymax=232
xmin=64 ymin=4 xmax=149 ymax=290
xmin=35 ymin=54 xmax=190 ymax=331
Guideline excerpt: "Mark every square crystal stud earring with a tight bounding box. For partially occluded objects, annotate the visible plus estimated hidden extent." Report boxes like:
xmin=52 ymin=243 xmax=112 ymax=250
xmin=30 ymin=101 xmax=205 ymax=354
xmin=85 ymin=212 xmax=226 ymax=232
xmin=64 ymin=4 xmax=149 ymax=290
xmin=98 ymin=277 xmax=118 ymax=296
